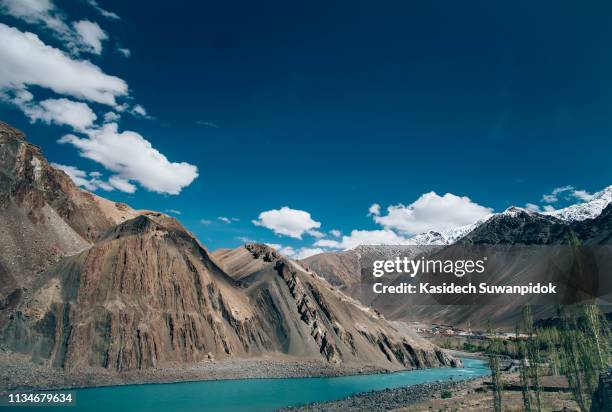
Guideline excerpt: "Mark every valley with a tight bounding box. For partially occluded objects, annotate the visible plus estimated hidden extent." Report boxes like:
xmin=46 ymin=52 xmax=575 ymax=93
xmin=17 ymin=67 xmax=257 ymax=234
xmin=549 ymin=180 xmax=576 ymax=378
xmin=0 ymin=122 xmax=457 ymax=393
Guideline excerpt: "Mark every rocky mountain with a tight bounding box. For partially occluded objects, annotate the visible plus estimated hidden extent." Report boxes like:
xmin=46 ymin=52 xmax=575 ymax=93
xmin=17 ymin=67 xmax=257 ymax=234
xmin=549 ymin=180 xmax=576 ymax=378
xmin=548 ymin=186 xmax=612 ymax=222
xmin=304 ymin=193 xmax=612 ymax=329
xmin=300 ymin=244 xmax=437 ymax=301
xmin=370 ymin=188 xmax=612 ymax=249
xmin=213 ymin=244 xmax=458 ymax=368
xmin=289 ymin=249 xmax=362 ymax=293
xmin=0 ymin=122 xmax=144 ymax=310
xmin=0 ymin=122 xmax=456 ymax=372
xmin=460 ymin=204 xmax=612 ymax=246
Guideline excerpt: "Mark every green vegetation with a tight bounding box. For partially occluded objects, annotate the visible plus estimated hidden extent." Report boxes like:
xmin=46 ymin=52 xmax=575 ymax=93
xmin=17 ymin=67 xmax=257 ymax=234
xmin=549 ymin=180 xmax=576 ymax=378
xmin=556 ymin=305 xmax=610 ymax=411
xmin=487 ymin=318 xmax=504 ymax=412
xmin=516 ymin=325 xmax=532 ymax=411
xmin=514 ymin=304 xmax=610 ymax=412
xmin=441 ymin=390 xmax=452 ymax=399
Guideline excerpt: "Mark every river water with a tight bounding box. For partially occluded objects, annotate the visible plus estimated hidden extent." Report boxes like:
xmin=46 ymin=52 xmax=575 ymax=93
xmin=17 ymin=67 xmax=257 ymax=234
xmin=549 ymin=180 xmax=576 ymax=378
xmin=20 ymin=358 xmax=488 ymax=412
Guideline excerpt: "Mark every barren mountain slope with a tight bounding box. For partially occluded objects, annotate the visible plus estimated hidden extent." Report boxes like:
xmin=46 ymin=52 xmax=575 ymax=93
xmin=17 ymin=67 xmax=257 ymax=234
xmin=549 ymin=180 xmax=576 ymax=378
xmin=375 ymin=206 xmax=612 ymax=328
xmin=299 ymin=249 xmax=361 ymax=292
xmin=3 ymin=218 xmax=457 ymax=371
xmin=304 ymin=206 xmax=612 ymax=329
xmin=213 ymin=244 xmax=460 ymax=369
xmin=0 ymin=122 xmax=143 ymax=306
xmin=1 ymin=123 xmax=457 ymax=372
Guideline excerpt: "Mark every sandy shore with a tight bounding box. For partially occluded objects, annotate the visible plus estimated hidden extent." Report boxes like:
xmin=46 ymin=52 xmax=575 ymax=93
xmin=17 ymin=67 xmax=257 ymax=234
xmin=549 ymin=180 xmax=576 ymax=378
xmin=0 ymin=349 xmax=395 ymax=395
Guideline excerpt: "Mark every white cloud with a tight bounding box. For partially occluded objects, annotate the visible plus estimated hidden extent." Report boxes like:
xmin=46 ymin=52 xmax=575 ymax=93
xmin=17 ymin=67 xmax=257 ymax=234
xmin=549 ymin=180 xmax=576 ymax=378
xmin=1 ymin=0 xmax=114 ymax=55
xmin=117 ymin=47 xmax=131 ymax=58
xmin=279 ymin=246 xmax=296 ymax=256
xmin=525 ymin=203 xmax=541 ymax=212
xmin=200 ymin=219 xmax=212 ymax=225
xmin=133 ymin=105 xmax=146 ymax=116
xmin=0 ymin=20 xmax=199 ymax=197
xmin=15 ymin=96 xmax=97 ymax=131
xmin=294 ymin=247 xmax=325 ymax=259
xmin=51 ymin=163 xmax=136 ymax=194
xmin=252 ymin=207 xmax=321 ymax=239
xmin=525 ymin=203 xmax=556 ymax=213
xmin=266 ymin=245 xmax=321 ymax=259
xmin=217 ymin=216 xmax=239 ymax=223
xmin=0 ymin=23 xmax=128 ymax=105
xmin=131 ymin=104 xmax=153 ymax=119
xmin=103 ymin=111 xmax=120 ymax=123
xmin=373 ymin=192 xmax=493 ymax=235
xmin=315 ymin=229 xmax=411 ymax=250
xmin=534 ymin=185 xmax=595 ymax=209
xmin=0 ymin=0 xmax=70 ymax=40
xmin=108 ymin=175 xmax=136 ymax=193
xmin=165 ymin=209 xmax=181 ymax=215
xmin=58 ymin=122 xmax=199 ymax=195
xmin=86 ymin=0 xmax=120 ymax=20
xmin=51 ymin=162 xmax=113 ymax=192
xmin=572 ymin=190 xmax=594 ymax=202
xmin=306 ymin=229 xmax=325 ymax=238
xmin=329 ymin=229 xmax=342 ymax=238
xmin=368 ymin=203 xmax=381 ymax=216
xmin=541 ymin=185 xmax=574 ymax=203
xmin=73 ymin=20 xmax=107 ymax=55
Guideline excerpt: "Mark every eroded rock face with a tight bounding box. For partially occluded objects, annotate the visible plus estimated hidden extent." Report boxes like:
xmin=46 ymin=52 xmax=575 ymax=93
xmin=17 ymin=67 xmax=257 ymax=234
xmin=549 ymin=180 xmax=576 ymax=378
xmin=1 ymin=123 xmax=457 ymax=372
xmin=4 ymin=214 xmax=267 ymax=370
xmin=0 ymin=122 xmax=139 ymax=304
xmin=238 ymin=244 xmax=459 ymax=370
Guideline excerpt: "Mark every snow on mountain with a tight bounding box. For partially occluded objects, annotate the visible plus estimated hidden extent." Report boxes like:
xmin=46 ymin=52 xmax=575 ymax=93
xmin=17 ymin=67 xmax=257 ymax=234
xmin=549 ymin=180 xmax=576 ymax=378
xmin=439 ymin=214 xmax=494 ymax=242
xmin=546 ymin=185 xmax=612 ymax=222
xmin=402 ymin=214 xmax=495 ymax=246
xmin=409 ymin=186 xmax=612 ymax=245
xmin=338 ymin=186 xmax=612 ymax=252
xmin=407 ymin=231 xmax=449 ymax=245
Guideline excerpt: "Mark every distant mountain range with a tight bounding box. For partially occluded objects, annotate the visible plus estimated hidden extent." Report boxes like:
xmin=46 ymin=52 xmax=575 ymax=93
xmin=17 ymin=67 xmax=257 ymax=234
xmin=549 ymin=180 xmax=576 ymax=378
xmin=388 ymin=186 xmax=612 ymax=247
xmin=0 ymin=122 xmax=456 ymax=372
xmin=302 ymin=185 xmax=612 ymax=329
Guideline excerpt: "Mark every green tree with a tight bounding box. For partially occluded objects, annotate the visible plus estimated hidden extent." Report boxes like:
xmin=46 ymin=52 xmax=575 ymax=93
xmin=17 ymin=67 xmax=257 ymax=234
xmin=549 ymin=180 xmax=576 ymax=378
xmin=523 ymin=305 xmax=542 ymax=412
xmin=488 ymin=318 xmax=503 ymax=412
xmin=516 ymin=325 xmax=532 ymax=411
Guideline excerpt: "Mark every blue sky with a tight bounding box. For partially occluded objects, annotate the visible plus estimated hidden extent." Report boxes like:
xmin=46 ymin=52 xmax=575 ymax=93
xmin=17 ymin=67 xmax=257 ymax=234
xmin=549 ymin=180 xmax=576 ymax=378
xmin=1 ymin=0 xmax=611 ymax=255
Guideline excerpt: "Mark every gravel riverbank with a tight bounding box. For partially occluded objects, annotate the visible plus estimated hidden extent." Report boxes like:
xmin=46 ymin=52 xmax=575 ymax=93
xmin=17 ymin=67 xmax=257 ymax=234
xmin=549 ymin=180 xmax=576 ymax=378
xmin=0 ymin=350 xmax=393 ymax=395
xmin=280 ymin=376 xmax=487 ymax=412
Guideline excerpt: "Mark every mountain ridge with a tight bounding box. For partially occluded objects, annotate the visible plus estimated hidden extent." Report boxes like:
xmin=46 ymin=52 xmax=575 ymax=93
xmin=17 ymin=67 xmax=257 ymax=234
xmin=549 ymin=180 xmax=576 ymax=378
xmin=0 ymin=122 xmax=456 ymax=372
xmin=303 ymin=197 xmax=612 ymax=328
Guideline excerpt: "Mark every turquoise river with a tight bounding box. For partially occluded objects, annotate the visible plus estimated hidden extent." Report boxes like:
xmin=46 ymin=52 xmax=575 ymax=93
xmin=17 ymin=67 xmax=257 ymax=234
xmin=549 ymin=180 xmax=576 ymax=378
xmin=11 ymin=358 xmax=488 ymax=412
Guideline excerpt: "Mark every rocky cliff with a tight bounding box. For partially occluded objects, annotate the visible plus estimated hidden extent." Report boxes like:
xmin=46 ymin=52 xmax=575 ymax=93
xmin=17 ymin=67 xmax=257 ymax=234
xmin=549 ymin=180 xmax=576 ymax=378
xmin=0 ymin=122 xmax=456 ymax=372
xmin=0 ymin=122 xmax=143 ymax=310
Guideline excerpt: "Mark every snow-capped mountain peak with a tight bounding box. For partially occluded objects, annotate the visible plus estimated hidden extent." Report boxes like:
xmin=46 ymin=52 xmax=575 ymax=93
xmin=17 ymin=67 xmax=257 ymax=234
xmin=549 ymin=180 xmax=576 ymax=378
xmin=407 ymin=231 xmax=448 ymax=245
xmin=404 ymin=214 xmax=495 ymax=246
xmin=547 ymin=185 xmax=612 ymax=222
xmin=501 ymin=206 xmax=530 ymax=217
